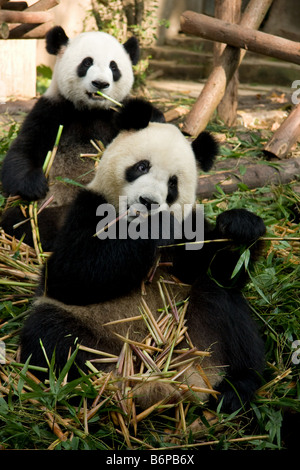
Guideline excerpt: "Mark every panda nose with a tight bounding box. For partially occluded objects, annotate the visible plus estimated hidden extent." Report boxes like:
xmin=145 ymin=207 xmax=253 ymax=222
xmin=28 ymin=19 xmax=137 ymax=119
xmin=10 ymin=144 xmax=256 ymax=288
xmin=139 ymin=196 xmax=159 ymax=211
xmin=92 ymin=80 xmax=109 ymax=90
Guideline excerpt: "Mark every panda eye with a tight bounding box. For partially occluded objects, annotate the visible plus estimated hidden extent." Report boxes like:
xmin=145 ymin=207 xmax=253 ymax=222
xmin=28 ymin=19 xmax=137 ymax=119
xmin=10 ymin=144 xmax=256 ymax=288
xmin=110 ymin=60 xmax=121 ymax=81
xmin=167 ymin=175 xmax=178 ymax=204
xmin=77 ymin=57 xmax=94 ymax=77
xmin=168 ymin=175 xmax=178 ymax=188
xmin=136 ymin=160 xmax=150 ymax=173
xmin=110 ymin=60 xmax=118 ymax=71
xmin=125 ymin=159 xmax=150 ymax=183
xmin=82 ymin=57 xmax=93 ymax=68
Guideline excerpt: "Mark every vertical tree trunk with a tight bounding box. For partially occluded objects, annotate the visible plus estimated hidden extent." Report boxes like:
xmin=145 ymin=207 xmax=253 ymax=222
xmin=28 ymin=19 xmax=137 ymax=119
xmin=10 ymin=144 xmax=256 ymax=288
xmin=214 ymin=0 xmax=241 ymax=126
xmin=122 ymin=0 xmax=144 ymax=32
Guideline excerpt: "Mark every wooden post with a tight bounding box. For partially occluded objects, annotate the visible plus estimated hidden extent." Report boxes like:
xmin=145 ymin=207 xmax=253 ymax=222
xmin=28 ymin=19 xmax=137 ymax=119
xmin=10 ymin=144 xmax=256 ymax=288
xmin=264 ymin=104 xmax=300 ymax=159
xmin=181 ymin=0 xmax=274 ymax=136
xmin=180 ymin=11 xmax=300 ymax=65
xmin=214 ymin=0 xmax=241 ymax=126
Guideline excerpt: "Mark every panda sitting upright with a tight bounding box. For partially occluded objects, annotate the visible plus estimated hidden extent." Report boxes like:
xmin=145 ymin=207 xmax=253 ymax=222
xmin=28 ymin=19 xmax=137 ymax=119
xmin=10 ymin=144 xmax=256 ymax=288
xmin=19 ymin=99 xmax=266 ymax=413
xmin=1 ymin=26 xmax=161 ymax=250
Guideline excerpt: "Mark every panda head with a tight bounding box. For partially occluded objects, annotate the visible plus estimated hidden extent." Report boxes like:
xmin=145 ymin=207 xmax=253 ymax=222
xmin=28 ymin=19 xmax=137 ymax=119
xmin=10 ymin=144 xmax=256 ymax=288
xmin=88 ymin=99 xmax=218 ymax=221
xmin=44 ymin=26 xmax=139 ymax=110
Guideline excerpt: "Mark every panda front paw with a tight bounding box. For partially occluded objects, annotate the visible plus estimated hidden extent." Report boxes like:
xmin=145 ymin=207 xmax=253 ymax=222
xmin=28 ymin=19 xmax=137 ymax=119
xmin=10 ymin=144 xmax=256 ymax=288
xmin=18 ymin=169 xmax=49 ymax=201
xmin=216 ymin=209 xmax=265 ymax=244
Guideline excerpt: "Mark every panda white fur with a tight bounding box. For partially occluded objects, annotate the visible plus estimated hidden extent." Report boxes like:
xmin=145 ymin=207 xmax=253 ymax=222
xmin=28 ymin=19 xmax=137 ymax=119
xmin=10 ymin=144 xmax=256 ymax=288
xmin=19 ymin=99 xmax=266 ymax=412
xmin=1 ymin=26 xmax=163 ymax=250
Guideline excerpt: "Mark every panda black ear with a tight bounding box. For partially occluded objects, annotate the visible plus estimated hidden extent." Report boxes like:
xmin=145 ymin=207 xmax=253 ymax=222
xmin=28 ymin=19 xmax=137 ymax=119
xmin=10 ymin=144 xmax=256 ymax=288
xmin=46 ymin=26 xmax=69 ymax=55
xmin=117 ymin=98 xmax=165 ymax=131
xmin=123 ymin=36 xmax=140 ymax=65
xmin=192 ymin=131 xmax=218 ymax=172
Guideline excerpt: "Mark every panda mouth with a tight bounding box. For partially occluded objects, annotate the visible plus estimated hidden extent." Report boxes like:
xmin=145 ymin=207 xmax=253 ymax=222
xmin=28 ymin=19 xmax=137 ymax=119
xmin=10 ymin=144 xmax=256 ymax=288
xmin=86 ymin=92 xmax=105 ymax=101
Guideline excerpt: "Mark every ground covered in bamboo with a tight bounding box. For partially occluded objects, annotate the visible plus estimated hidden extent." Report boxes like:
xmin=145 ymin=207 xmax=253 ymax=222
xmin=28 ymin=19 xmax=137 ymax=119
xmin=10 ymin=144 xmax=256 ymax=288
xmin=0 ymin=82 xmax=299 ymax=451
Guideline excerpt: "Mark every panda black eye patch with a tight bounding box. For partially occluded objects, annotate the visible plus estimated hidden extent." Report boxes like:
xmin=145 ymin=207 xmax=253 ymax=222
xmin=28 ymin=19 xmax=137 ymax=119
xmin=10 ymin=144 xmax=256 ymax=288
xmin=125 ymin=160 xmax=150 ymax=182
xmin=167 ymin=175 xmax=178 ymax=204
xmin=110 ymin=61 xmax=121 ymax=81
xmin=77 ymin=57 xmax=94 ymax=77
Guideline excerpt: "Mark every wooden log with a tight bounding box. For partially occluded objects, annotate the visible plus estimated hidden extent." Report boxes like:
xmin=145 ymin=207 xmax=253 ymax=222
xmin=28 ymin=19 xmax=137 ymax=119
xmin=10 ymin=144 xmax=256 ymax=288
xmin=197 ymin=157 xmax=300 ymax=198
xmin=0 ymin=0 xmax=8 ymax=7
xmin=2 ymin=2 xmax=28 ymax=11
xmin=23 ymin=0 xmax=60 ymax=11
xmin=0 ymin=10 xmax=52 ymax=23
xmin=8 ymin=0 xmax=59 ymax=38
xmin=180 ymin=11 xmax=300 ymax=66
xmin=9 ymin=20 xmax=52 ymax=38
xmin=181 ymin=0 xmax=274 ymax=136
xmin=264 ymin=105 xmax=300 ymax=159
xmin=214 ymin=0 xmax=241 ymax=126
xmin=164 ymin=106 xmax=189 ymax=122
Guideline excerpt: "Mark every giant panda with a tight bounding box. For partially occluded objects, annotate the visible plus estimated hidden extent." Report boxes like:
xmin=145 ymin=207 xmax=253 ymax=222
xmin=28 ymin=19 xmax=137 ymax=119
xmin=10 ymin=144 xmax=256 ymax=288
xmin=19 ymin=99 xmax=266 ymax=413
xmin=1 ymin=26 xmax=162 ymax=250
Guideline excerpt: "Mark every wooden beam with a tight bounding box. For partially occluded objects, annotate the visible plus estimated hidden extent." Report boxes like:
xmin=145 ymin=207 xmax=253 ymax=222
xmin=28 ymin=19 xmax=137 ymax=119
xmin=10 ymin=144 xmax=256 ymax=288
xmin=0 ymin=10 xmax=52 ymax=23
xmin=264 ymin=105 xmax=300 ymax=159
xmin=2 ymin=2 xmax=28 ymax=11
xmin=8 ymin=20 xmax=53 ymax=38
xmin=180 ymin=11 xmax=300 ymax=66
xmin=181 ymin=0 xmax=274 ymax=137
xmin=214 ymin=0 xmax=241 ymax=126
xmin=23 ymin=0 xmax=60 ymax=12
xmin=8 ymin=0 xmax=59 ymax=38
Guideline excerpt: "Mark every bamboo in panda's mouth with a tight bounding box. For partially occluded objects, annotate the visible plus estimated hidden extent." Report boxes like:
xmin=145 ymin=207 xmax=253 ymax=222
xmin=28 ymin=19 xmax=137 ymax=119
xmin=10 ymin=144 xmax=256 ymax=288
xmin=95 ymin=91 xmax=123 ymax=107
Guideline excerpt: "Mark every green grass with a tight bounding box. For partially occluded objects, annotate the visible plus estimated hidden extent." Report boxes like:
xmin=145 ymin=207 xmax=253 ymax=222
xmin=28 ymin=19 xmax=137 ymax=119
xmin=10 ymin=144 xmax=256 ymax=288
xmin=0 ymin=115 xmax=299 ymax=450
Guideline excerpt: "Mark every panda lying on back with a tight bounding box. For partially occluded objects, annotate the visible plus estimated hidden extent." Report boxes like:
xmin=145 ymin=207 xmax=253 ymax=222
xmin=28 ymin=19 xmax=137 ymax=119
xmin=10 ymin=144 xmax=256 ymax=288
xmin=1 ymin=26 xmax=163 ymax=250
xmin=20 ymin=100 xmax=266 ymax=412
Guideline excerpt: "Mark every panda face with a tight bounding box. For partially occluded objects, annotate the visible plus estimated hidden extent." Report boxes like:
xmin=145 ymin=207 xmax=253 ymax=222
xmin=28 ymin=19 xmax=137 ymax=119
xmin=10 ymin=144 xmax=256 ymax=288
xmin=46 ymin=31 xmax=135 ymax=109
xmin=88 ymin=122 xmax=198 ymax=220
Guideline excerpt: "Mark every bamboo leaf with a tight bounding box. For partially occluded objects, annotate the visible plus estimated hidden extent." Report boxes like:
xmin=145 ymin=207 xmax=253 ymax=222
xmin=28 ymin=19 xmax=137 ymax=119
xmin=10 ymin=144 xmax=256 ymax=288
xmin=231 ymin=248 xmax=250 ymax=279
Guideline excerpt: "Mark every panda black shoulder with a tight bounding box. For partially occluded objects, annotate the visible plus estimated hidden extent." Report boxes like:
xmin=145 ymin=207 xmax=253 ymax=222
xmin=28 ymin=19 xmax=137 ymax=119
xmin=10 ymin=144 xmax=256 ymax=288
xmin=53 ymin=188 xmax=108 ymax=237
xmin=16 ymin=95 xmax=76 ymax=136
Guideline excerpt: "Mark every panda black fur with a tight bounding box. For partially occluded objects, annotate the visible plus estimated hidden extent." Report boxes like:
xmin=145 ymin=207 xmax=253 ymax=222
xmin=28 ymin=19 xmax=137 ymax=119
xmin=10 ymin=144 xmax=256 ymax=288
xmin=1 ymin=27 xmax=163 ymax=250
xmin=19 ymin=99 xmax=266 ymax=413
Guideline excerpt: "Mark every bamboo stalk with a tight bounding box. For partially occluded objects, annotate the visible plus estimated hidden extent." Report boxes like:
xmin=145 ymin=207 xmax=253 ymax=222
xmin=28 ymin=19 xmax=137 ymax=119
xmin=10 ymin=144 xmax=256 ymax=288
xmin=112 ymin=332 xmax=163 ymax=353
xmin=102 ymin=315 xmax=142 ymax=327
xmin=78 ymin=344 xmax=118 ymax=359
xmin=141 ymin=297 xmax=166 ymax=345
xmin=96 ymin=91 xmax=123 ymax=108
xmin=43 ymin=124 xmax=63 ymax=178
xmin=158 ymin=435 xmax=269 ymax=450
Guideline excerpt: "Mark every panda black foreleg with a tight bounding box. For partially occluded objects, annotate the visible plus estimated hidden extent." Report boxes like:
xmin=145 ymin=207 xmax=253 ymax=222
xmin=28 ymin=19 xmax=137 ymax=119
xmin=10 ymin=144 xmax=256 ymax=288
xmin=20 ymin=302 xmax=109 ymax=381
xmin=1 ymin=150 xmax=49 ymax=201
xmin=171 ymin=208 xmax=265 ymax=288
xmin=187 ymin=275 xmax=265 ymax=413
xmin=207 ymin=208 xmax=266 ymax=288
xmin=1 ymin=97 xmax=67 ymax=201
